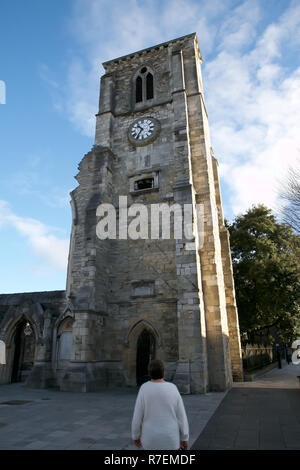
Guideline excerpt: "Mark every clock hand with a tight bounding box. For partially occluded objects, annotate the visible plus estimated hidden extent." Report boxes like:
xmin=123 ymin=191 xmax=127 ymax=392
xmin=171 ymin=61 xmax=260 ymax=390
xmin=136 ymin=124 xmax=145 ymax=136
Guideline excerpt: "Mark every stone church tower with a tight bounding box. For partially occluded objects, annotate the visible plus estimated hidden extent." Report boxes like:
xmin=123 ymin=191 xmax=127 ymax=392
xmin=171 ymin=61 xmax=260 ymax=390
xmin=63 ymin=32 xmax=243 ymax=393
xmin=0 ymin=33 xmax=243 ymax=393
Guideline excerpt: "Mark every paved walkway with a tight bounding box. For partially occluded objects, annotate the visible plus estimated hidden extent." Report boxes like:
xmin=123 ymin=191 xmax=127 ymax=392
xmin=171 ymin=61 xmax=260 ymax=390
xmin=191 ymin=363 xmax=300 ymax=450
xmin=0 ymin=363 xmax=299 ymax=450
xmin=0 ymin=381 xmax=226 ymax=450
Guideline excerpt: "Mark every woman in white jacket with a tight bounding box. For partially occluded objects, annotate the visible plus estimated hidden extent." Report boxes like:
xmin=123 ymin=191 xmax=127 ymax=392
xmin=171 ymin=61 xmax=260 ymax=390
xmin=131 ymin=359 xmax=189 ymax=450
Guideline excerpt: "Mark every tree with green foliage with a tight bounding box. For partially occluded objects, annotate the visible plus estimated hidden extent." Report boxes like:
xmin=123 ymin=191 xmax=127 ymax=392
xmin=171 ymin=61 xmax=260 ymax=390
xmin=226 ymin=205 xmax=300 ymax=345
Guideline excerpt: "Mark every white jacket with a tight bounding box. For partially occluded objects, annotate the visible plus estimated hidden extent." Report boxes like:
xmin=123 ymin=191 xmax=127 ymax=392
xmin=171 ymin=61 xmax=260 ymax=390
xmin=131 ymin=381 xmax=189 ymax=450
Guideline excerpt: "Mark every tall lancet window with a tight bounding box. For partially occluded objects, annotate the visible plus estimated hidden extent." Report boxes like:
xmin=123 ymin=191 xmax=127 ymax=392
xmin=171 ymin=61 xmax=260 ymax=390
xmin=135 ymin=66 xmax=154 ymax=104
xmin=136 ymin=76 xmax=143 ymax=103
xmin=146 ymin=72 xmax=153 ymax=100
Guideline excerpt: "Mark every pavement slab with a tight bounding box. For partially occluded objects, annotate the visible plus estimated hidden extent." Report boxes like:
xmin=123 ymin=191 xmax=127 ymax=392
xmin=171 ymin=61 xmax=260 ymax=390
xmin=192 ymin=363 xmax=300 ymax=450
xmin=1 ymin=362 xmax=299 ymax=451
xmin=0 ymin=382 xmax=226 ymax=450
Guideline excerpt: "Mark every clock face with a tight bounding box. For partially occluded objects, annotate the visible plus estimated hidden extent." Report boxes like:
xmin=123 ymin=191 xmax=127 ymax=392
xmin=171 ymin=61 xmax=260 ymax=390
xmin=128 ymin=117 xmax=160 ymax=146
xmin=131 ymin=119 xmax=155 ymax=141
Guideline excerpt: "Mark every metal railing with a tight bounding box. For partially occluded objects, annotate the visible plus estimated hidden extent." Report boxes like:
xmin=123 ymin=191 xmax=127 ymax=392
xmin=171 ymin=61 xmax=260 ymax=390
xmin=242 ymin=343 xmax=287 ymax=372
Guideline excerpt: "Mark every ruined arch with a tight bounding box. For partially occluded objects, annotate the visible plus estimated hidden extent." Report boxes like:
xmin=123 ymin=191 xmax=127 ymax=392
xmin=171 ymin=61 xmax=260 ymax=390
xmin=11 ymin=317 xmax=36 ymax=382
xmin=5 ymin=315 xmax=37 ymax=384
xmin=0 ymin=302 xmax=42 ymax=385
xmin=0 ymin=302 xmax=42 ymax=346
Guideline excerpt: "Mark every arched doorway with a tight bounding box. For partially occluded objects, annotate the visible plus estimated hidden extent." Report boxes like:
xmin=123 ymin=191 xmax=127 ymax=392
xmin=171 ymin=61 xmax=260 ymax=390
xmin=11 ymin=319 xmax=35 ymax=383
xmin=136 ymin=329 xmax=156 ymax=386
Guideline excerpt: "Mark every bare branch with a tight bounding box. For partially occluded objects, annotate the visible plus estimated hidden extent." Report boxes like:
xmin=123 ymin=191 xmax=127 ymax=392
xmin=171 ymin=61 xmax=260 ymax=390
xmin=279 ymin=159 xmax=300 ymax=234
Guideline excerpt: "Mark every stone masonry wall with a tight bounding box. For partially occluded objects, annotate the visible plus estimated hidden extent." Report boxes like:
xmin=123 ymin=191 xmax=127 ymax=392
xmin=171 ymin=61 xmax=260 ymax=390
xmin=62 ymin=33 xmax=242 ymax=392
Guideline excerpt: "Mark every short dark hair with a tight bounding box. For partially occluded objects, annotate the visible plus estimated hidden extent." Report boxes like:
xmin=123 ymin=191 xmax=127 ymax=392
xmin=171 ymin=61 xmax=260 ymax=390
xmin=148 ymin=359 xmax=164 ymax=379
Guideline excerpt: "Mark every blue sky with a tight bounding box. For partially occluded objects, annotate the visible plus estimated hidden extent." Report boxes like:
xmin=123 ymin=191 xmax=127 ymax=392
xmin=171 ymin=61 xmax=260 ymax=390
xmin=0 ymin=0 xmax=300 ymax=294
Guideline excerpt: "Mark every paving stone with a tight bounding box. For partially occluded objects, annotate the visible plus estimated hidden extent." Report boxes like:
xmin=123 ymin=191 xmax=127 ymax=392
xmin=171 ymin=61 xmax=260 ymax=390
xmin=14 ymin=440 xmax=33 ymax=447
xmin=23 ymin=441 xmax=48 ymax=450
xmin=40 ymin=443 xmax=67 ymax=450
xmin=234 ymin=442 xmax=259 ymax=450
xmin=0 ymin=381 xmax=223 ymax=450
xmin=192 ymin=364 xmax=300 ymax=450
xmin=2 ymin=364 xmax=300 ymax=451
xmin=79 ymin=438 xmax=97 ymax=444
xmin=48 ymin=430 xmax=72 ymax=438
xmin=64 ymin=443 xmax=92 ymax=450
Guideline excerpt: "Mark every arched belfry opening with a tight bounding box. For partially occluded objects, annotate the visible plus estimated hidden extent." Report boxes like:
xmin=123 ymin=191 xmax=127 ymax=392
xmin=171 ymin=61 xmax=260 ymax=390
xmin=11 ymin=318 xmax=35 ymax=383
xmin=146 ymin=72 xmax=153 ymax=100
xmin=136 ymin=328 xmax=156 ymax=386
xmin=134 ymin=66 xmax=154 ymax=104
xmin=136 ymin=75 xmax=143 ymax=103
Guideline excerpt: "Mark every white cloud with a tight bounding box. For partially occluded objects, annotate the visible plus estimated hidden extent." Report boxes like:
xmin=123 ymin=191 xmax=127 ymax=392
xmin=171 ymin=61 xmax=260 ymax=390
xmin=217 ymin=0 xmax=261 ymax=52
xmin=8 ymin=162 xmax=71 ymax=209
xmin=46 ymin=0 xmax=300 ymax=218
xmin=38 ymin=63 xmax=64 ymax=114
xmin=253 ymin=1 xmax=300 ymax=63
xmin=204 ymin=1 xmax=300 ymax=216
xmin=38 ymin=64 xmax=60 ymax=89
xmin=61 ymin=0 xmax=225 ymax=137
xmin=0 ymin=201 xmax=69 ymax=270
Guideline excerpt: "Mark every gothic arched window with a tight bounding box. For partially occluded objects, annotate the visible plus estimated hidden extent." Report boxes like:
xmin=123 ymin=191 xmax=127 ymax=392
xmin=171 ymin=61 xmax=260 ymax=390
xmin=57 ymin=317 xmax=73 ymax=362
xmin=136 ymin=76 xmax=143 ymax=103
xmin=134 ymin=66 xmax=154 ymax=104
xmin=146 ymin=72 xmax=153 ymax=100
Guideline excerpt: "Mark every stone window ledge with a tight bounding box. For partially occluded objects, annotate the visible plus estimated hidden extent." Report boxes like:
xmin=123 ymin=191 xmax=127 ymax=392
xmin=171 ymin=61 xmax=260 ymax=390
xmin=130 ymin=187 xmax=159 ymax=196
